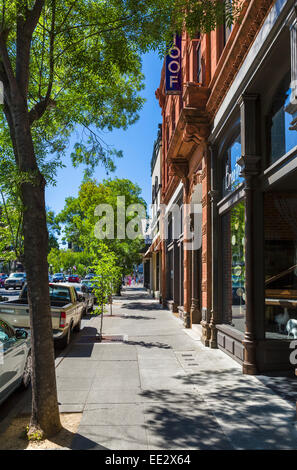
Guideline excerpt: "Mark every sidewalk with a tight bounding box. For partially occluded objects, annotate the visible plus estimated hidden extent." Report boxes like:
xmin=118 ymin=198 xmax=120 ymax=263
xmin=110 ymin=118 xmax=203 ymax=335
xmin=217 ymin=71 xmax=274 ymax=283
xmin=54 ymin=287 xmax=297 ymax=450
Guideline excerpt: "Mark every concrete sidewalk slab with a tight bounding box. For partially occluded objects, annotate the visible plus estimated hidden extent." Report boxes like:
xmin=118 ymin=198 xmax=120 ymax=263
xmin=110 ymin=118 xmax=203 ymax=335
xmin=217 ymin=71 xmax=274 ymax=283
xmin=50 ymin=287 xmax=297 ymax=450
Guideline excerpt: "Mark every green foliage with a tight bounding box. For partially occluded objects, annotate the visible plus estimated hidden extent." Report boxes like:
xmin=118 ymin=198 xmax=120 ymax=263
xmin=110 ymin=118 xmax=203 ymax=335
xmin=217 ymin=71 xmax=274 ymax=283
xmin=0 ymin=0 xmax=243 ymax=186
xmin=48 ymin=248 xmax=93 ymax=275
xmin=91 ymin=243 xmax=122 ymax=314
xmin=57 ymin=178 xmax=146 ymax=275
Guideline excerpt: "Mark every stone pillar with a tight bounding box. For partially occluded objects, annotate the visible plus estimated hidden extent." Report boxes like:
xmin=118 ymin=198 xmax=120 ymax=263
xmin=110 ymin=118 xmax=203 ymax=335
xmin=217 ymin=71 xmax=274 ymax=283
xmin=200 ymin=149 xmax=212 ymax=346
xmin=183 ymin=184 xmax=192 ymax=328
xmin=190 ymin=246 xmax=201 ymax=323
xmin=172 ymin=241 xmax=180 ymax=312
xmin=238 ymin=94 xmax=261 ymax=375
xmin=209 ymin=146 xmax=219 ymax=348
xmin=161 ymin=240 xmax=167 ymax=307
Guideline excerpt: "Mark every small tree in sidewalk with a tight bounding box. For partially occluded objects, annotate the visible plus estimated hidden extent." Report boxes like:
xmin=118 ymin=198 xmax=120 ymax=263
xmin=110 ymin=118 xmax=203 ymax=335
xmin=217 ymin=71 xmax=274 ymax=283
xmin=91 ymin=244 xmax=122 ymax=335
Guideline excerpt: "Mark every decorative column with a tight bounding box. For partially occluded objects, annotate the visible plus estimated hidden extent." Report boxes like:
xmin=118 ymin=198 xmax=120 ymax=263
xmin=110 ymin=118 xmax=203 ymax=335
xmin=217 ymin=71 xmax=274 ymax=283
xmin=238 ymin=94 xmax=261 ymax=375
xmin=190 ymin=243 xmax=201 ymax=323
xmin=169 ymin=158 xmax=191 ymax=327
xmin=208 ymin=146 xmax=219 ymax=348
xmin=172 ymin=241 xmax=180 ymax=312
xmin=183 ymin=183 xmax=192 ymax=328
xmin=200 ymin=149 xmax=212 ymax=346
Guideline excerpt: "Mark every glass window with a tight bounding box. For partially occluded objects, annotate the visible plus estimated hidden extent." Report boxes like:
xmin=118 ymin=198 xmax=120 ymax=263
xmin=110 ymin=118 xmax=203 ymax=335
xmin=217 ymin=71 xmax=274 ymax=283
xmin=269 ymin=73 xmax=297 ymax=165
xmin=223 ymin=134 xmax=242 ymax=196
xmin=222 ymin=200 xmax=246 ymax=332
xmin=264 ymin=193 xmax=297 ymax=339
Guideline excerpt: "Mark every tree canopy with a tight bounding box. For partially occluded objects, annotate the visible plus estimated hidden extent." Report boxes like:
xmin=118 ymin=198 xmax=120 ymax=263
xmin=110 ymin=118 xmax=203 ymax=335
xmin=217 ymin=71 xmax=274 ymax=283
xmin=56 ymin=177 xmax=146 ymax=276
xmin=0 ymin=0 xmax=243 ymax=187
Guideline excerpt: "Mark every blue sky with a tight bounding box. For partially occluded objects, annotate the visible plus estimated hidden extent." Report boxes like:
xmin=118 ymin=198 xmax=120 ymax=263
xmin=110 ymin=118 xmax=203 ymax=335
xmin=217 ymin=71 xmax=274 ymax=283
xmin=45 ymin=52 xmax=163 ymax=214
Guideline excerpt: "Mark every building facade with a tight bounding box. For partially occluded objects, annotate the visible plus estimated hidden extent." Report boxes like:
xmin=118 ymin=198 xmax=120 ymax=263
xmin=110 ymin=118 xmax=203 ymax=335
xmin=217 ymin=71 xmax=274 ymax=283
xmin=143 ymin=126 xmax=163 ymax=298
xmin=156 ymin=0 xmax=297 ymax=373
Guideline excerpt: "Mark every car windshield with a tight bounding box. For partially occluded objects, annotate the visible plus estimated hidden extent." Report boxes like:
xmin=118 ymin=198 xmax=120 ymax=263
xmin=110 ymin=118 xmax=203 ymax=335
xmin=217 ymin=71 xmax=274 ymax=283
xmin=21 ymin=285 xmax=71 ymax=303
xmin=49 ymin=285 xmax=71 ymax=302
xmin=10 ymin=273 xmax=24 ymax=278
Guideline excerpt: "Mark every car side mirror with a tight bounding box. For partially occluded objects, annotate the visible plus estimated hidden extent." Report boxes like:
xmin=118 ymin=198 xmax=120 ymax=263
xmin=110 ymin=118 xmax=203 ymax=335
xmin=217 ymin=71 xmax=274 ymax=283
xmin=15 ymin=329 xmax=28 ymax=339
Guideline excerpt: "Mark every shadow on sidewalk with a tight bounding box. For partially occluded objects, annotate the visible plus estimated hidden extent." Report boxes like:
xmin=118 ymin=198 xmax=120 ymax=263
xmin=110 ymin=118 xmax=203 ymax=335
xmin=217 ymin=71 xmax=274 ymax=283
xmin=121 ymin=302 xmax=162 ymax=311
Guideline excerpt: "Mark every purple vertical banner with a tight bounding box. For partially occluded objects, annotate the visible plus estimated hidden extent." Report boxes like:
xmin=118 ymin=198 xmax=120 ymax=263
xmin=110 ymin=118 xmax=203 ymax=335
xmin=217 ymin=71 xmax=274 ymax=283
xmin=165 ymin=34 xmax=182 ymax=95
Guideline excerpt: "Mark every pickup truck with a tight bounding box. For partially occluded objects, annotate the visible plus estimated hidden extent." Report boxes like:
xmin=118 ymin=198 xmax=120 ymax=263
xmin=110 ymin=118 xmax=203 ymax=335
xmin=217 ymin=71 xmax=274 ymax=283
xmin=0 ymin=283 xmax=85 ymax=348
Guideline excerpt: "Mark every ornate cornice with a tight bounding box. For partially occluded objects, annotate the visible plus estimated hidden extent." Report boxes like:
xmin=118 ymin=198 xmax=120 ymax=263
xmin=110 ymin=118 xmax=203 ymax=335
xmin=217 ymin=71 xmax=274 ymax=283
xmin=167 ymin=88 xmax=211 ymax=163
xmin=206 ymin=0 xmax=275 ymax=119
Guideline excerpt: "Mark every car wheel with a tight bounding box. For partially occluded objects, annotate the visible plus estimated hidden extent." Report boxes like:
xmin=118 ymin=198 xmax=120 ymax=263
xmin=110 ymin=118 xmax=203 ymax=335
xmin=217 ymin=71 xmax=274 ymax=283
xmin=58 ymin=326 xmax=72 ymax=349
xmin=74 ymin=319 xmax=81 ymax=332
xmin=21 ymin=352 xmax=32 ymax=389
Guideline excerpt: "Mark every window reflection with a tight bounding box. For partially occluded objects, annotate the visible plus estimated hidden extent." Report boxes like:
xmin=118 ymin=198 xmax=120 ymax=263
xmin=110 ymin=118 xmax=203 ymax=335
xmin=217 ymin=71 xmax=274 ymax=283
xmin=264 ymin=193 xmax=297 ymax=339
xmin=269 ymin=73 xmax=297 ymax=165
xmin=223 ymin=134 xmax=243 ymax=196
xmin=222 ymin=200 xmax=246 ymax=332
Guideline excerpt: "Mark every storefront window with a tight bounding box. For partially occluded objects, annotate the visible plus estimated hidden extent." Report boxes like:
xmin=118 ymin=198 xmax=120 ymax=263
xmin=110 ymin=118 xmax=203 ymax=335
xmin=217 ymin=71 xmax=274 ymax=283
xmin=222 ymin=200 xmax=246 ymax=332
xmin=269 ymin=73 xmax=297 ymax=165
xmin=264 ymin=193 xmax=297 ymax=339
xmin=223 ymin=134 xmax=243 ymax=196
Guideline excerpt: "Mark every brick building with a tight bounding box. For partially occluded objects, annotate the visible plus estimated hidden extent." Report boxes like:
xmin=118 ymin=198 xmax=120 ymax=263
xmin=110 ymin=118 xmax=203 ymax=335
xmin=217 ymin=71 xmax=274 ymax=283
xmin=155 ymin=0 xmax=297 ymax=373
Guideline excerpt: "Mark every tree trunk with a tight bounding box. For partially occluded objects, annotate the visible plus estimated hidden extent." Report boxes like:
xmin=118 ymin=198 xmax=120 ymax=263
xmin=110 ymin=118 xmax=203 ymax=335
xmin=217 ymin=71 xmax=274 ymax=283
xmin=13 ymin=106 xmax=61 ymax=438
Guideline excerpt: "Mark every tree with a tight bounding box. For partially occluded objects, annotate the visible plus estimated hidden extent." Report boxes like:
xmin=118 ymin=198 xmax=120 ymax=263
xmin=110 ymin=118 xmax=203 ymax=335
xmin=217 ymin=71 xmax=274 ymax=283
xmin=48 ymin=247 xmax=93 ymax=276
xmin=0 ymin=0 xmax=242 ymax=437
xmin=57 ymin=178 xmax=146 ymax=283
xmin=46 ymin=209 xmax=60 ymax=252
xmin=91 ymin=243 xmax=122 ymax=319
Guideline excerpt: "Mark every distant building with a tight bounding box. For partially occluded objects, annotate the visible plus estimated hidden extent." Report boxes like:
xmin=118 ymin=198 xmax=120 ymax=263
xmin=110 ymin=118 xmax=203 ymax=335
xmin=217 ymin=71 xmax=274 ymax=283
xmin=143 ymin=125 xmax=162 ymax=299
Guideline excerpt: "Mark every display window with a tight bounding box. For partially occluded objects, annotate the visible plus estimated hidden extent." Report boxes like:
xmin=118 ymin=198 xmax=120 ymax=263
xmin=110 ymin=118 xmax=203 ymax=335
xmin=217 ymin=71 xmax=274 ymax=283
xmin=222 ymin=200 xmax=246 ymax=332
xmin=268 ymin=72 xmax=297 ymax=165
xmin=264 ymin=193 xmax=297 ymax=339
xmin=222 ymin=134 xmax=243 ymax=196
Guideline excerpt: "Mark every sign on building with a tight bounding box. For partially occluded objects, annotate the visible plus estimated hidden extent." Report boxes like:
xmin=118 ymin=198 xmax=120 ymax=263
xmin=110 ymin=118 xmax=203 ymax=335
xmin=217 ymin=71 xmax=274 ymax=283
xmin=165 ymin=35 xmax=182 ymax=95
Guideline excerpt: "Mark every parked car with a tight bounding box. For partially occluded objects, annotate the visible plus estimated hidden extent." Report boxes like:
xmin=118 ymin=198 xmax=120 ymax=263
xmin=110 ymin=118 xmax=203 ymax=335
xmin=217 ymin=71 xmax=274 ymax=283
xmin=81 ymin=279 xmax=96 ymax=293
xmin=0 ymin=283 xmax=84 ymax=348
xmin=68 ymin=274 xmax=80 ymax=283
xmin=0 ymin=318 xmax=31 ymax=405
xmin=52 ymin=273 xmax=66 ymax=283
xmin=0 ymin=274 xmax=8 ymax=288
xmin=65 ymin=282 xmax=94 ymax=314
xmin=84 ymin=273 xmax=95 ymax=280
xmin=4 ymin=273 xmax=26 ymax=290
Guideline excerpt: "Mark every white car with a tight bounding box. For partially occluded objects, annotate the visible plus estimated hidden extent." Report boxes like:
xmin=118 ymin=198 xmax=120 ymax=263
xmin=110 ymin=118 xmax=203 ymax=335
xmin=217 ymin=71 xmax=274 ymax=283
xmin=0 ymin=318 xmax=31 ymax=405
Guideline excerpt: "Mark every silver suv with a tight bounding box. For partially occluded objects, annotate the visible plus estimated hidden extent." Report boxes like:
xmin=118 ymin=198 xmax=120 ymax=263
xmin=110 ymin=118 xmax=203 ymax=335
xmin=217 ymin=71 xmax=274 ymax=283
xmin=4 ymin=273 xmax=26 ymax=290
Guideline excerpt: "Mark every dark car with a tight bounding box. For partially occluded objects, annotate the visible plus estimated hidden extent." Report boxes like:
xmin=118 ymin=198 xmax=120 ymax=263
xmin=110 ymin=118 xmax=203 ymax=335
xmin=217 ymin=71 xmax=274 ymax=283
xmin=4 ymin=273 xmax=26 ymax=290
xmin=68 ymin=274 xmax=80 ymax=283
xmin=52 ymin=273 xmax=66 ymax=283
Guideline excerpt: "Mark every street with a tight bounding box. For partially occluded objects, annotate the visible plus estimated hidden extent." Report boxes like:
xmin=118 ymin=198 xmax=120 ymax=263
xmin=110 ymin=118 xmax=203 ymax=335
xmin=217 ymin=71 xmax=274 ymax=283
xmin=2 ymin=286 xmax=297 ymax=450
